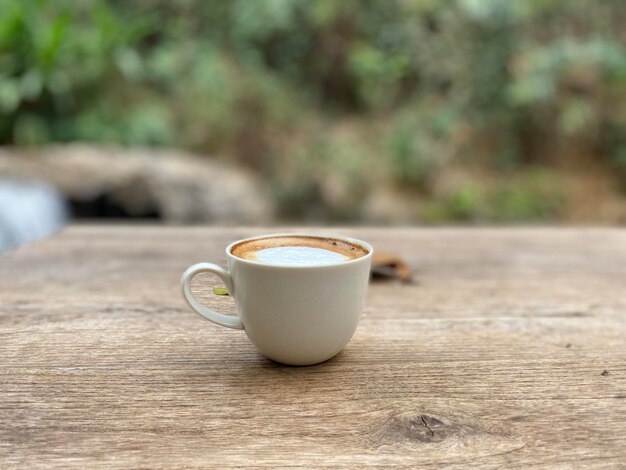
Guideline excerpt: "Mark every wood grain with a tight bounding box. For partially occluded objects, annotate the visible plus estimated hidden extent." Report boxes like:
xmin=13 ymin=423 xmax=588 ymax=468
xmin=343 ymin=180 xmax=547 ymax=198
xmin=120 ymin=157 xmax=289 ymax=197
xmin=1 ymin=226 xmax=625 ymax=468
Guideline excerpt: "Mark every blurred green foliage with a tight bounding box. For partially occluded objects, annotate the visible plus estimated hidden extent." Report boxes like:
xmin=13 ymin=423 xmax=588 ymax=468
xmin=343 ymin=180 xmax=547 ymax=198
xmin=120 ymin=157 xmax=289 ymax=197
xmin=1 ymin=0 xmax=624 ymax=221
xmin=424 ymin=169 xmax=564 ymax=223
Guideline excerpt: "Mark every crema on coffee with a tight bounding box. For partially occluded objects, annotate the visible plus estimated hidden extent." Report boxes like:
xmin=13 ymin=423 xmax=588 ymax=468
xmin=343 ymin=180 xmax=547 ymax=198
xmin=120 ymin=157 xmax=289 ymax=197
xmin=230 ymin=235 xmax=368 ymax=266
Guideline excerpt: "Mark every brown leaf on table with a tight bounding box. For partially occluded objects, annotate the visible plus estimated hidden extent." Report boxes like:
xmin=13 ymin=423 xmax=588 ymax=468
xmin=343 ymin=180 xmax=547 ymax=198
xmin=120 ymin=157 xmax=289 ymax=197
xmin=371 ymin=252 xmax=414 ymax=283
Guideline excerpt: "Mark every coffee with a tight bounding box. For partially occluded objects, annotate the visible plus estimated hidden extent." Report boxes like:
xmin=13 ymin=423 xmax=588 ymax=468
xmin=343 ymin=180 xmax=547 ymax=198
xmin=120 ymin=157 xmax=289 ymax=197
xmin=231 ymin=235 xmax=368 ymax=266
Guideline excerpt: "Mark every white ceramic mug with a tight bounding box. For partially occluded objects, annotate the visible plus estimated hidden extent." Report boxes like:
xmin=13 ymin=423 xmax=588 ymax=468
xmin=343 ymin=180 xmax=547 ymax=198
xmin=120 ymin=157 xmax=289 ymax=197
xmin=180 ymin=233 xmax=373 ymax=365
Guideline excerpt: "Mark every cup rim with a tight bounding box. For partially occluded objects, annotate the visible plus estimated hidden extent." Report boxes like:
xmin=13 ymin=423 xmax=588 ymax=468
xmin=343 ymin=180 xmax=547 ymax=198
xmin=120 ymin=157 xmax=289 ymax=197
xmin=225 ymin=232 xmax=373 ymax=269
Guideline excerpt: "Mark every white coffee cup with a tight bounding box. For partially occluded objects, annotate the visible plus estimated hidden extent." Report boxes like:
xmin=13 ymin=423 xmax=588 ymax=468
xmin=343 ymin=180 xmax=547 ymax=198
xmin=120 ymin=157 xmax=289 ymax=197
xmin=180 ymin=233 xmax=373 ymax=365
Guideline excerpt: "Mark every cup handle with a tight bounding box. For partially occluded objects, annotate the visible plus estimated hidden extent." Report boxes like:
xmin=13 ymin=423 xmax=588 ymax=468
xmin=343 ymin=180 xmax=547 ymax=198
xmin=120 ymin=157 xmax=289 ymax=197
xmin=180 ymin=263 xmax=243 ymax=330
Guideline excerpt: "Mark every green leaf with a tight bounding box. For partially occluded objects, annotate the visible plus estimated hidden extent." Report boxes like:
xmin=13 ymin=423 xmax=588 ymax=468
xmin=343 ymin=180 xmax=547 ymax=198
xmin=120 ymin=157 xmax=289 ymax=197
xmin=212 ymin=287 xmax=229 ymax=296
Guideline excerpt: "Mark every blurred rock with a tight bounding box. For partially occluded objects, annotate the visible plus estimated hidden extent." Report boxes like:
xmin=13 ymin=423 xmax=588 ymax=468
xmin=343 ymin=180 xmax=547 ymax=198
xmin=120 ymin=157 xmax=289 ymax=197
xmin=0 ymin=145 xmax=273 ymax=223
xmin=0 ymin=180 xmax=67 ymax=251
xmin=362 ymin=186 xmax=418 ymax=224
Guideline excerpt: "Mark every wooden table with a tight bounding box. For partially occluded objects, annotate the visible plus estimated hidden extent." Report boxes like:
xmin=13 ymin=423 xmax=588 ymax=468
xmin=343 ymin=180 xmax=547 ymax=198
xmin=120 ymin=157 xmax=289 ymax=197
xmin=1 ymin=226 xmax=625 ymax=468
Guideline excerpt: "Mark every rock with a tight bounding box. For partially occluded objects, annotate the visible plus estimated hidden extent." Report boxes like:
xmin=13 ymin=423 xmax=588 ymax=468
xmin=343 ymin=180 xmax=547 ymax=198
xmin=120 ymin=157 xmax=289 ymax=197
xmin=0 ymin=145 xmax=273 ymax=223
xmin=362 ymin=186 xmax=418 ymax=224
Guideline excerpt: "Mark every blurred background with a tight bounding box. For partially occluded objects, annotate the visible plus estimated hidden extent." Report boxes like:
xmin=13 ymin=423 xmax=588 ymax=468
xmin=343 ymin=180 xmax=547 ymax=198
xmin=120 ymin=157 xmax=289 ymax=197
xmin=1 ymin=0 xmax=625 ymax=250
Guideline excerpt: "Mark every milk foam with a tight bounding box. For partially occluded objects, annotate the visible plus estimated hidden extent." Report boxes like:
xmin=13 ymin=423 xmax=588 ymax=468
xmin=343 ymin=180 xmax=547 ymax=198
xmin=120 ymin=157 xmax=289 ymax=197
xmin=252 ymin=246 xmax=348 ymax=266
